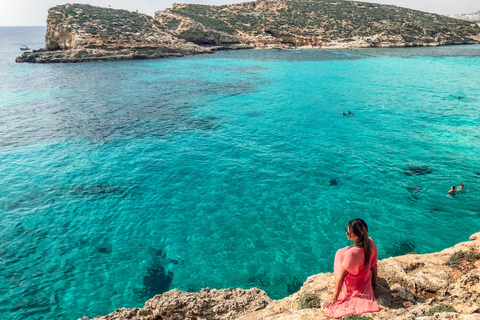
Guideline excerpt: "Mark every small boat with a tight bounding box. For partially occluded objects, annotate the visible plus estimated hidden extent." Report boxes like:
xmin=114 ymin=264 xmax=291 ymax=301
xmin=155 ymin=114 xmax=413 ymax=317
xmin=20 ymin=45 xmax=30 ymax=50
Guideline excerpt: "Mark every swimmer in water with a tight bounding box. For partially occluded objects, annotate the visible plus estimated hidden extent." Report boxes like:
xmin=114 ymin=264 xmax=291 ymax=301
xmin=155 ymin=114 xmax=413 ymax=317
xmin=456 ymin=96 xmax=462 ymax=99
xmin=457 ymin=183 xmax=465 ymax=193
xmin=343 ymin=113 xmax=347 ymax=116
xmin=348 ymin=111 xmax=354 ymax=115
xmin=448 ymin=186 xmax=456 ymax=198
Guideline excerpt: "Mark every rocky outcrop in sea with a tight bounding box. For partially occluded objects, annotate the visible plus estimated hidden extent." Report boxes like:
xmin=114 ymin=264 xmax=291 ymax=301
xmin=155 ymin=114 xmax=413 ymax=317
xmin=16 ymin=1 xmax=480 ymax=63
xmin=15 ymin=4 xmax=213 ymax=63
xmin=79 ymin=232 xmax=480 ymax=320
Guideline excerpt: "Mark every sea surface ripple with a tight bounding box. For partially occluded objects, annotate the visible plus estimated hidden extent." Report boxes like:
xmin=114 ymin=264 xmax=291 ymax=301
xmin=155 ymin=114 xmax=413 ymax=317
xmin=1 ymin=27 xmax=480 ymax=320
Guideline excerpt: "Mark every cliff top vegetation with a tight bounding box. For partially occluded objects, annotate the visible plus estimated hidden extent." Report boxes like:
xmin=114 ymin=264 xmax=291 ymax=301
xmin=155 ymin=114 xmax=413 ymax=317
xmin=50 ymin=4 xmax=166 ymax=38
xmin=170 ymin=0 xmax=480 ymax=43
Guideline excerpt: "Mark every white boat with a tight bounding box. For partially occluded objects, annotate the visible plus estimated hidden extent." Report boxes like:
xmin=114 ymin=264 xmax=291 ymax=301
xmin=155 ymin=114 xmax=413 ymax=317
xmin=20 ymin=45 xmax=30 ymax=50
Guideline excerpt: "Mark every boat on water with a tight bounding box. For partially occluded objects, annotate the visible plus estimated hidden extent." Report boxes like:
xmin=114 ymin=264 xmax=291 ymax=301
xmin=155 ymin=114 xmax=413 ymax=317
xmin=20 ymin=45 xmax=30 ymax=50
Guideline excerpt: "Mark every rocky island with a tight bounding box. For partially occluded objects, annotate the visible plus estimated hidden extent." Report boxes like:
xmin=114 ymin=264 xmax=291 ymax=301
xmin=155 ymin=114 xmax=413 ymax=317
xmin=17 ymin=0 xmax=480 ymax=63
xmin=79 ymin=232 xmax=480 ymax=319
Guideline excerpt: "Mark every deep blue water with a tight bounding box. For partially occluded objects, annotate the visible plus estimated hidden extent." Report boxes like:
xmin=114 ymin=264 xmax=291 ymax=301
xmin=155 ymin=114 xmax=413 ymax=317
xmin=1 ymin=27 xmax=480 ymax=320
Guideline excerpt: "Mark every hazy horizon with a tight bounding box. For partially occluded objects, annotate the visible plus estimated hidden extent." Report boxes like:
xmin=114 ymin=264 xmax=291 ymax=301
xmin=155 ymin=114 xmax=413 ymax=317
xmin=1 ymin=0 xmax=479 ymax=27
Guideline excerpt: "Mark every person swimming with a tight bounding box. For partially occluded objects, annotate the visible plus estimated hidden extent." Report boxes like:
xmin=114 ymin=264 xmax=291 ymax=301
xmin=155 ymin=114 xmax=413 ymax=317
xmin=448 ymin=186 xmax=456 ymax=198
xmin=348 ymin=111 xmax=354 ymax=115
xmin=457 ymin=184 xmax=465 ymax=193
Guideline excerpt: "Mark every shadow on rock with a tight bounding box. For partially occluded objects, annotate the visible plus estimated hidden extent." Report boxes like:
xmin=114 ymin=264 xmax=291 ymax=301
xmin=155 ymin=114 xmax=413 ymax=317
xmin=375 ymin=277 xmax=426 ymax=309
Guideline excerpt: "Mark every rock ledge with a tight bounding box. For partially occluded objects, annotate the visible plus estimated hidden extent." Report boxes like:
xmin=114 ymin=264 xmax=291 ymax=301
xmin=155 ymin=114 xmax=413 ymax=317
xmin=80 ymin=232 xmax=480 ymax=320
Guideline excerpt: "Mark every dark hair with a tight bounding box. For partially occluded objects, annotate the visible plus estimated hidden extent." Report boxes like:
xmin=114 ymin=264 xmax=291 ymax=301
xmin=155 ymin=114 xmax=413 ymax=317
xmin=348 ymin=219 xmax=371 ymax=267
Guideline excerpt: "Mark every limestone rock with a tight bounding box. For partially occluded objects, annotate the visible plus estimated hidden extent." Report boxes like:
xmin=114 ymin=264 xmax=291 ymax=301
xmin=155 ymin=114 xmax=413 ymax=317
xmin=78 ymin=232 xmax=480 ymax=320
xmin=17 ymin=3 xmax=211 ymax=63
xmin=80 ymin=287 xmax=271 ymax=320
xmin=169 ymin=1 xmax=480 ymax=49
xmin=155 ymin=11 xmax=240 ymax=46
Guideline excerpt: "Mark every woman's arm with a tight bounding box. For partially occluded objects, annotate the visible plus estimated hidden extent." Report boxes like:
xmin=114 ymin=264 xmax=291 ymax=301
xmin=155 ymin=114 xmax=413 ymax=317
xmin=323 ymin=266 xmax=349 ymax=307
xmin=371 ymin=264 xmax=378 ymax=286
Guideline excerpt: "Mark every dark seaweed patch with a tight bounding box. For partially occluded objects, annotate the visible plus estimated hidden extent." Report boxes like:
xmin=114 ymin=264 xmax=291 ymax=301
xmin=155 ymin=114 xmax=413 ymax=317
xmin=68 ymin=184 xmax=125 ymax=198
xmin=407 ymin=185 xmax=423 ymax=202
xmin=329 ymin=178 xmax=338 ymax=186
xmin=287 ymin=276 xmax=302 ymax=295
xmin=385 ymin=240 xmax=417 ymax=257
xmin=407 ymin=185 xmax=422 ymax=192
xmin=246 ymin=110 xmax=262 ymax=117
xmin=97 ymin=246 xmax=111 ymax=254
xmin=142 ymin=264 xmax=173 ymax=298
xmin=187 ymin=117 xmax=218 ymax=131
xmin=140 ymin=249 xmax=174 ymax=298
xmin=248 ymin=272 xmax=270 ymax=288
xmin=403 ymin=166 xmax=432 ymax=176
xmin=430 ymin=206 xmax=445 ymax=213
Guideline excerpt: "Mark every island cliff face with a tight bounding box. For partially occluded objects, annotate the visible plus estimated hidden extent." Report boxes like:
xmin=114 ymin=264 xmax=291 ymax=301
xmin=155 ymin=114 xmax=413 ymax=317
xmin=80 ymin=232 xmax=480 ymax=320
xmin=168 ymin=1 xmax=480 ymax=48
xmin=16 ymin=4 xmax=211 ymax=63
xmin=16 ymin=1 xmax=480 ymax=63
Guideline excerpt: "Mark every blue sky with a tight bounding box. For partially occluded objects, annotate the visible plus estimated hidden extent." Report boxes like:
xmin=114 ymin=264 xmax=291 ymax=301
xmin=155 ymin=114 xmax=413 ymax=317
xmin=0 ymin=0 xmax=478 ymax=26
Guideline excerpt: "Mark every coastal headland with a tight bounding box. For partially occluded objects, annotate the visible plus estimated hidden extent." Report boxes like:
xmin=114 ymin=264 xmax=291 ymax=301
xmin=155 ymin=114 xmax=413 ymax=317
xmin=79 ymin=232 xmax=480 ymax=320
xmin=16 ymin=1 xmax=480 ymax=63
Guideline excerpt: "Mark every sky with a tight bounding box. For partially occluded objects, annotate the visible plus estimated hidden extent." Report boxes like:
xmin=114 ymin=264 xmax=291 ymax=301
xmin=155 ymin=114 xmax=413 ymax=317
xmin=0 ymin=0 xmax=479 ymax=26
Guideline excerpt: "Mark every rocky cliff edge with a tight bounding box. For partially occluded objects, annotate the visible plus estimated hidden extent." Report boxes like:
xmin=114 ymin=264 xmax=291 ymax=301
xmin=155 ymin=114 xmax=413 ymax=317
xmin=79 ymin=232 xmax=480 ymax=320
xmin=16 ymin=4 xmax=214 ymax=63
xmin=16 ymin=1 xmax=480 ymax=63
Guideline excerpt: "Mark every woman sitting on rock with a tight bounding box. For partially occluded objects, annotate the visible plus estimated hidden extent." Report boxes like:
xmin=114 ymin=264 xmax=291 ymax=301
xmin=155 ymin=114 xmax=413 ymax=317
xmin=322 ymin=219 xmax=379 ymax=318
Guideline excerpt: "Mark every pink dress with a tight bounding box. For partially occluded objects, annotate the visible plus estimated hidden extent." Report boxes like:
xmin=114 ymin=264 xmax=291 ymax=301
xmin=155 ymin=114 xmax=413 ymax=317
xmin=326 ymin=238 xmax=379 ymax=318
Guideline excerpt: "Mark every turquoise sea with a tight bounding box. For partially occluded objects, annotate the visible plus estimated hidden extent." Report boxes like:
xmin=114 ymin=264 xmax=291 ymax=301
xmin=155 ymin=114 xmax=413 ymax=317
xmin=1 ymin=27 xmax=480 ymax=320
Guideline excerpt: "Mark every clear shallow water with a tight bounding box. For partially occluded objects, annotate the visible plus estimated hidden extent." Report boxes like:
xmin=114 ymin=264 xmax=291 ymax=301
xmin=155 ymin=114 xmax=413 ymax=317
xmin=1 ymin=27 xmax=480 ymax=320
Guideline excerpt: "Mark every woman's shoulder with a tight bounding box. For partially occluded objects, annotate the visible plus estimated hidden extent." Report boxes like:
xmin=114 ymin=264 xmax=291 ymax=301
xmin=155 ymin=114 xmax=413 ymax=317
xmin=336 ymin=246 xmax=350 ymax=254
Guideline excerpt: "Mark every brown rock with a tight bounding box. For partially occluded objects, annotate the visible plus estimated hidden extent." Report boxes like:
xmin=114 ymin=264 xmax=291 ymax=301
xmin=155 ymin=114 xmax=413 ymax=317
xmin=155 ymin=11 xmax=240 ymax=46
xmin=81 ymin=287 xmax=271 ymax=320
xmin=17 ymin=4 xmax=212 ymax=63
xmin=80 ymin=232 xmax=480 ymax=320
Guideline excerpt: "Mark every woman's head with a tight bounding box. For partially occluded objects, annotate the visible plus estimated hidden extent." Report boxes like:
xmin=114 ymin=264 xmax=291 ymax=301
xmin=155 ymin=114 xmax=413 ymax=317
xmin=346 ymin=219 xmax=371 ymax=266
xmin=347 ymin=219 xmax=369 ymax=239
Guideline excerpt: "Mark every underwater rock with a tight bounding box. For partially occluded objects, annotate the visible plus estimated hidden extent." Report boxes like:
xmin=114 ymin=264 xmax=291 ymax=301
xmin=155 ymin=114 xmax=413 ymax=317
xmin=403 ymin=166 xmax=433 ymax=176
xmin=430 ymin=206 xmax=446 ymax=213
xmin=248 ymin=272 xmax=270 ymax=288
xmin=407 ymin=185 xmax=422 ymax=192
xmin=97 ymin=246 xmax=111 ymax=254
xmin=142 ymin=264 xmax=173 ymax=298
xmin=407 ymin=185 xmax=423 ymax=201
xmin=329 ymin=178 xmax=338 ymax=186
xmin=408 ymin=194 xmax=421 ymax=202
xmin=188 ymin=117 xmax=218 ymax=131
xmin=68 ymin=184 xmax=124 ymax=197
xmin=385 ymin=240 xmax=417 ymax=257
xmin=286 ymin=276 xmax=302 ymax=295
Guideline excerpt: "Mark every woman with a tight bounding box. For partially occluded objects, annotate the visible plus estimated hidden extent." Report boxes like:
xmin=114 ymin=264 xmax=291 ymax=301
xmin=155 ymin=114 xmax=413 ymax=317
xmin=322 ymin=219 xmax=379 ymax=318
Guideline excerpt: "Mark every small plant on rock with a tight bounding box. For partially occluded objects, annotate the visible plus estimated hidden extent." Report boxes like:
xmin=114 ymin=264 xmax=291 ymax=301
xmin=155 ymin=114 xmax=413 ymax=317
xmin=426 ymin=304 xmax=456 ymax=316
xmin=299 ymin=293 xmax=321 ymax=309
xmin=340 ymin=315 xmax=374 ymax=320
xmin=446 ymin=250 xmax=479 ymax=273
